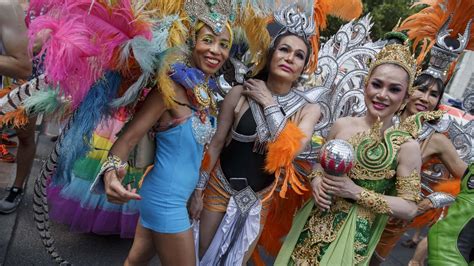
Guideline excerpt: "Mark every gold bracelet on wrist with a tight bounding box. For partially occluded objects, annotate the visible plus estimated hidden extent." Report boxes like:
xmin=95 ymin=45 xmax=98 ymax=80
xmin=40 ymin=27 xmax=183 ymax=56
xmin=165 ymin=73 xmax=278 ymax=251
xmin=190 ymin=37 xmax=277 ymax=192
xmin=356 ymin=188 xmax=392 ymax=214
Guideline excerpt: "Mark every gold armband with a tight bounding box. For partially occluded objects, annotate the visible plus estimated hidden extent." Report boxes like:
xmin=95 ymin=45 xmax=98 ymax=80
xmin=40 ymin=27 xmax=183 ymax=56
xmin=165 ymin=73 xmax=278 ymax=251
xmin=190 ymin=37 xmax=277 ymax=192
xmin=356 ymin=188 xmax=392 ymax=214
xmin=307 ymin=170 xmax=324 ymax=181
xmin=396 ymin=169 xmax=421 ymax=203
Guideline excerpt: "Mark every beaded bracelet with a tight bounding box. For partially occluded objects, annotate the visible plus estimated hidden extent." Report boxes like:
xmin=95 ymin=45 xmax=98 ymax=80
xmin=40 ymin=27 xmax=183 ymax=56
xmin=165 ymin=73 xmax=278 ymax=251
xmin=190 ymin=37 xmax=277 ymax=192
xmin=102 ymin=154 xmax=128 ymax=176
xmin=196 ymin=171 xmax=210 ymax=190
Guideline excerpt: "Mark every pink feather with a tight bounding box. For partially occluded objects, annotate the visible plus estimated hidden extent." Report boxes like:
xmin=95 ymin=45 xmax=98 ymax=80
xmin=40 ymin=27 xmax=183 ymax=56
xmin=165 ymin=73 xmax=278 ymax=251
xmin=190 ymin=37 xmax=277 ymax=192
xmin=27 ymin=0 xmax=152 ymax=106
xmin=29 ymin=14 xmax=102 ymax=106
xmin=67 ymin=0 xmax=152 ymax=68
xmin=26 ymin=0 xmax=65 ymax=26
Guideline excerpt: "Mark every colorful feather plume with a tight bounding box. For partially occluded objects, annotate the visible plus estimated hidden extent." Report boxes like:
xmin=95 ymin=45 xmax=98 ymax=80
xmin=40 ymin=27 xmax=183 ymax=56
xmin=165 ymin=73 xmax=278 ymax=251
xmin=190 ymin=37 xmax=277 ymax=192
xmin=234 ymin=7 xmax=271 ymax=75
xmin=28 ymin=14 xmax=102 ymax=107
xmin=23 ymin=89 xmax=71 ymax=120
xmin=397 ymin=0 xmax=474 ymax=63
xmin=28 ymin=0 xmax=152 ymax=107
xmin=55 ymin=72 xmax=121 ymax=184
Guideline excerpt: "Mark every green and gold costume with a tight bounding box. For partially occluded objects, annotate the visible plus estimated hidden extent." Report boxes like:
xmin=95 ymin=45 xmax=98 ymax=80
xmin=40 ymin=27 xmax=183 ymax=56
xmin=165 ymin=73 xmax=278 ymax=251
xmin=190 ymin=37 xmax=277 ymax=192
xmin=275 ymin=111 xmax=442 ymax=265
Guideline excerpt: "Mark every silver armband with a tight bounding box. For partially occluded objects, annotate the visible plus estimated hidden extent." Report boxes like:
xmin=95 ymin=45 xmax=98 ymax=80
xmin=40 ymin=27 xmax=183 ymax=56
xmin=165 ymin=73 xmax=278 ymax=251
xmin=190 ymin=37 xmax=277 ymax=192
xmin=263 ymin=104 xmax=287 ymax=141
xmin=427 ymin=192 xmax=455 ymax=208
xmin=196 ymin=171 xmax=210 ymax=190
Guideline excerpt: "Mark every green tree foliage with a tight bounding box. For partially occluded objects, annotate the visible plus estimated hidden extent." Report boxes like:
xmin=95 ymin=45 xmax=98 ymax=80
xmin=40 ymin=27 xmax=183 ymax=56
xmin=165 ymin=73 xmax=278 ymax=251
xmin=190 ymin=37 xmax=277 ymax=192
xmin=321 ymin=0 xmax=420 ymax=41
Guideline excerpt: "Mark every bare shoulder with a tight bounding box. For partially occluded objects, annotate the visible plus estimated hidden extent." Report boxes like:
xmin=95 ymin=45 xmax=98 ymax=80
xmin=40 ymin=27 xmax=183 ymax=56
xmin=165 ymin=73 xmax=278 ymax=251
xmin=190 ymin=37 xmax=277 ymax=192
xmin=334 ymin=116 xmax=358 ymax=128
xmin=230 ymin=84 xmax=244 ymax=95
xmin=224 ymin=85 xmax=244 ymax=102
xmin=400 ymin=139 xmax=421 ymax=152
xmin=398 ymin=139 xmax=421 ymax=164
xmin=430 ymin=132 xmax=451 ymax=146
xmin=0 ymin=1 xmax=21 ymax=20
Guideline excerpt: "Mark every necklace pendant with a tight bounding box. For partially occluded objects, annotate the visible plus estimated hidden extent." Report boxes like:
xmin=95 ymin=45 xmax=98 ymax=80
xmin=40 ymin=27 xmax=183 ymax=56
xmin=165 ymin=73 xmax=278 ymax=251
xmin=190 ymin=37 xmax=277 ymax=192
xmin=193 ymin=84 xmax=211 ymax=108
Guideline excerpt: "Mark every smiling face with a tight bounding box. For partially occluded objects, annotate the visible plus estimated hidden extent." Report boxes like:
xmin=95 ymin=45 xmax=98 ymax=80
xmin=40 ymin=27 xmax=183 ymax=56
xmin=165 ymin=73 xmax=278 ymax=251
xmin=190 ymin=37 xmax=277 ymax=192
xmin=192 ymin=25 xmax=231 ymax=76
xmin=405 ymin=79 xmax=442 ymax=115
xmin=364 ymin=64 xmax=409 ymax=120
xmin=267 ymin=35 xmax=308 ymax=84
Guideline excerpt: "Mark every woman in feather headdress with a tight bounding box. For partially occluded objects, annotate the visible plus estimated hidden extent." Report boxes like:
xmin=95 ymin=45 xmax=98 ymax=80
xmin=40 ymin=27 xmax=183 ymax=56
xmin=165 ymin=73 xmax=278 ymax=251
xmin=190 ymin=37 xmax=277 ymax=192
xmin=87 ymin=1 xmax=236 ymax=264
xmin=187 ymin=1 xmax=366 ymax=264
xmin=275 ymin=40 xmax=435 ymax=265
xmin=188 ymin=5 xmax=322 ymax=265
xmin=373 ymin=1 xmax=473 ymax=264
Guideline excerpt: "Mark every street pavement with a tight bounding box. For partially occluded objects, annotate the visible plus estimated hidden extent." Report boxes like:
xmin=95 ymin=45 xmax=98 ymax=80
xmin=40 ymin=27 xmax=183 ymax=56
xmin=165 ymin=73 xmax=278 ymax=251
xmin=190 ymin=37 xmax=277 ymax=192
xmin=1 ymin=130 xmax=422 ymax=265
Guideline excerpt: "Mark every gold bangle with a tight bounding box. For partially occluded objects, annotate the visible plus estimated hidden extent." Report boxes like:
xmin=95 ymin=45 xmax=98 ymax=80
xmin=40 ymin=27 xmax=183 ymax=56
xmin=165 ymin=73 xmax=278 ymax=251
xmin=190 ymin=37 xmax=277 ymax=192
xmin=356 ymin=188 xmax=392 ymax=214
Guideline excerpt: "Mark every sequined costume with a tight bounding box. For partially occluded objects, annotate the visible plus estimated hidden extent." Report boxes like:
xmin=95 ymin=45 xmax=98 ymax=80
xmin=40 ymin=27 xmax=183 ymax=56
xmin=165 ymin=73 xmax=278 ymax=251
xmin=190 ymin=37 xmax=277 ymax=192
xmin=374 ymin=3 xmax=473 ymax=259
xmin=374 ymin=114 xmax=464 ymax=259
xmin=137 ymin=63 xmax=216 ymax=233
xmin=198 ymin=86 xmax=326 ymax=265
xmin=194 ymin=0 xmax=372 ymax=262
xmin=276 ymin=113 xmax=431 ymax=265
xmin=428 ymin=163 xmax=474 ymax=265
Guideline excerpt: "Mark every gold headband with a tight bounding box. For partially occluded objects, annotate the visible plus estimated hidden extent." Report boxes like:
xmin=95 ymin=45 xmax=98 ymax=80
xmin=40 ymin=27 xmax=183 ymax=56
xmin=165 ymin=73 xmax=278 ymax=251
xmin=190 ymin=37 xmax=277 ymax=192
xmin=368 ymin=44 xmax=418 ymax=95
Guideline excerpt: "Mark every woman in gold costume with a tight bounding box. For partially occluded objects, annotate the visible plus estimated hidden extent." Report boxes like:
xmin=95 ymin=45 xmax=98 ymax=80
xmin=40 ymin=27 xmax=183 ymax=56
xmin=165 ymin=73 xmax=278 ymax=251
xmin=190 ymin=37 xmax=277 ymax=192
xmin=275 ymin=43 xmax=438 ymax=265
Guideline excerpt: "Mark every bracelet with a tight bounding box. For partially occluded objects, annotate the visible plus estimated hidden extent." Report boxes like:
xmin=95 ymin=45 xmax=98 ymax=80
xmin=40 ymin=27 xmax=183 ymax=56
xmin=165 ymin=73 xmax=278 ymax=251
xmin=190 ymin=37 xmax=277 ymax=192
xmin=356 ymin=188 xmax=392 ymax=214
xmin=426 ymin=192 xmax=455 ymax=208
xmin=196 ymin=171 xmax=210 ymax=190
xmin=90 ymin=154 xmax=128 ymax=194
xmin=263 ymin=104 xmax=287 ymax=141
xmin=308 ymin=170 xmax=324 ymax=181
xmin=103 ymin=154 xmax=128 ymax=175
xmin=396 ymin=169 xmax=421 ymax=203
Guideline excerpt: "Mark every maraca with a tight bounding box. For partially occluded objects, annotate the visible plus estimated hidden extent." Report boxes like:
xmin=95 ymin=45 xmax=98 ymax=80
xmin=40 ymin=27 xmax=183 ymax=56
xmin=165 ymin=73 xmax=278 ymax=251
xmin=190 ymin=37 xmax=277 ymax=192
xmin=319 ymin=139 xmax=354 ymax=176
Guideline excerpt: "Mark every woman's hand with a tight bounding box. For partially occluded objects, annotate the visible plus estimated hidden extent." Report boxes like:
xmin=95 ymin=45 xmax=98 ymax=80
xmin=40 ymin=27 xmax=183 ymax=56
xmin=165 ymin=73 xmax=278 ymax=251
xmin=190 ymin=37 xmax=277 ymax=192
xmin=188 ymin=189 xmax=204 ymax=220
xmin=416 ymin=198 xmax=434 ymax=215
xmin=104 ymin=168 xmax=141 ymax=204
xmin=242 ymin=79 xmax=275 ymax=108
xmin=320 ymin=173 xmax=363 ymax=201
xmin=311 ymin=176 xmax=332 ymax=211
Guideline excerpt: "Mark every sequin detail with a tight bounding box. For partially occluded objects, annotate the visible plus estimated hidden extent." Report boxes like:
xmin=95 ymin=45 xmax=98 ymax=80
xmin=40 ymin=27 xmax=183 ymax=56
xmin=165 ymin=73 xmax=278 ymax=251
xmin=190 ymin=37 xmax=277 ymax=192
xmin=191 ymin=115 xmax=215 ymax=145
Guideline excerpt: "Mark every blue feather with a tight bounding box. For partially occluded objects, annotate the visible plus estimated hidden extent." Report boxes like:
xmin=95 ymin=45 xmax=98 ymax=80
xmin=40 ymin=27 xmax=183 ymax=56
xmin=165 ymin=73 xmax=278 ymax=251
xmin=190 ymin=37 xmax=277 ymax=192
xmin=54 ymin=71 xmax=122 ymax=184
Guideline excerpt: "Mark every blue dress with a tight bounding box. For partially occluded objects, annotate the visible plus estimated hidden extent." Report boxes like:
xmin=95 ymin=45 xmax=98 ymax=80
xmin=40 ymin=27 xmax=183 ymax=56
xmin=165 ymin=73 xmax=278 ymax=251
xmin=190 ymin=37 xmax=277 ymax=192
xmin=139 ymin=117 xmax=204 ymax=233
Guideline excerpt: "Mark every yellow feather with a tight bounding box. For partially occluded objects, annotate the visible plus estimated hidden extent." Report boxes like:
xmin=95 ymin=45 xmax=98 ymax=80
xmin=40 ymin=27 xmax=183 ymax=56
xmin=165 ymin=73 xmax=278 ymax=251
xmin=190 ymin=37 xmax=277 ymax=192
xmin=236 ymin=6 xmax=271 ymax=75
xmin=145 ymin=0 xmax=185 ymax=19
xmin=155 ymin=51 xmax=184 ymax=109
